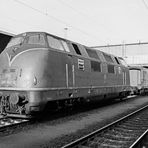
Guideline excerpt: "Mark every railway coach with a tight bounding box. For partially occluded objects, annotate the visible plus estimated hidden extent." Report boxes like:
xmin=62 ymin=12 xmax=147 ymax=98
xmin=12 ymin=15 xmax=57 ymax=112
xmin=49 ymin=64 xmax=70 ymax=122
xmin=0 ymin=32 xmax=130 ymax=117
xmin=129 ymin=66 xmax=148 ymax=95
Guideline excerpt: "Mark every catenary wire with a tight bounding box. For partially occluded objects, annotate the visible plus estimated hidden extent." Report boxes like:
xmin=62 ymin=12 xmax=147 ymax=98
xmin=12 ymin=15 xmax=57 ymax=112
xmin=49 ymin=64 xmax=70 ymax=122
xmin=13 ymin=0 xmax=105 ymax=43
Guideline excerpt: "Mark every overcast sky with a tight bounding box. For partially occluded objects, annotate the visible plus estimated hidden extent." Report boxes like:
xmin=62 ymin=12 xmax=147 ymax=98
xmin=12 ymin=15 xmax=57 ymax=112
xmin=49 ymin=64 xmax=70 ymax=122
xmin=0 ymin=0 xmax=148 ymax=46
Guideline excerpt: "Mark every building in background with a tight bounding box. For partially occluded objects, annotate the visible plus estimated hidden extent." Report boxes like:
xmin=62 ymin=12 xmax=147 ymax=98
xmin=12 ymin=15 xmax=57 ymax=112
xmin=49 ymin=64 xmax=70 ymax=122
xmin=92 ymin=42 xmax=148 ymax=66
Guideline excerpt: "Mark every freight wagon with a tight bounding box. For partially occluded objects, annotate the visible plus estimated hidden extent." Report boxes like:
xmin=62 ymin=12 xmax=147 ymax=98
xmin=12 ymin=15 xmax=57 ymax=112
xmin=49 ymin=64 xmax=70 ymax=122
xmin=129 ymin=66 xmax=148 ymax=95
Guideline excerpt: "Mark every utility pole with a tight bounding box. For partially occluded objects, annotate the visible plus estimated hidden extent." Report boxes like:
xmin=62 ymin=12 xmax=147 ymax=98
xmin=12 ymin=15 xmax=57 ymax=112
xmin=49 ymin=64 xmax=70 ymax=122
xmin=122 ymin=40 xmax=126 ymax=58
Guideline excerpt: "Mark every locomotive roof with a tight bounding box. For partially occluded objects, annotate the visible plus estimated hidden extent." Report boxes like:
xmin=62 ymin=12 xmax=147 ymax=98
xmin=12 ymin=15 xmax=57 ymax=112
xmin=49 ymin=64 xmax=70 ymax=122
xmin=0 ymin=30 xmax=14 ymax=37
xmin=128 ymin=65 xmax=148 ymax=70
xmin=129 ymin=66 xmax=142 ymax=70
xmin=16 ymin=31 xmax=119 ymax=58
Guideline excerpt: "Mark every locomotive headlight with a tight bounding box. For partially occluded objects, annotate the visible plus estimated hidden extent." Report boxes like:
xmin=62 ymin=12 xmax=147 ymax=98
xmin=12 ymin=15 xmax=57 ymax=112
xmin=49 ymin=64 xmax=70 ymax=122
xmin=33 ymin=76 xmax=37 ymax=85
xmin=10 ymin=93 xmax=19 ymax=105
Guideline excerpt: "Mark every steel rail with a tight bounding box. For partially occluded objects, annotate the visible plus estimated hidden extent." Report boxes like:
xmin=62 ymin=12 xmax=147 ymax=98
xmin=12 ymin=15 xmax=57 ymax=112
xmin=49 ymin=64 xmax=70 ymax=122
xmin=129 ymin=129 xmax=148 ymax=148
xmin=62 ymin=104 xmax=148 ymax=148
xmin=0 ymin=116 xmax=29 ymax=132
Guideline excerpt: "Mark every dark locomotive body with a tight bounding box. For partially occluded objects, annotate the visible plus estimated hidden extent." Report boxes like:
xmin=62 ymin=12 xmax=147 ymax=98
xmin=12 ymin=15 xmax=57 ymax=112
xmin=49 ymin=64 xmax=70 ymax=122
xmin=0 ymin=32 xmax=130 ymax=116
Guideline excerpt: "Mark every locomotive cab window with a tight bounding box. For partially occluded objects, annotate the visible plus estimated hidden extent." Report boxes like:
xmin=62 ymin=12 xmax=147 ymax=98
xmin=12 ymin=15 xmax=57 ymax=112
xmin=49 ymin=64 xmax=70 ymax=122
xmin=61 ymin=40 xmax=70 ymax=52
xmin=72 ymin=43 xmax=81 ymax=55
xmin=47 ymin=35 xmax=64 ymax=51
xmin=103 ymin=53 xmax=114 ymax=63
xmin=28 ymin=34 xmax=45 ymax=45
xmin=6 ymin=37 xmax=24 ymax=48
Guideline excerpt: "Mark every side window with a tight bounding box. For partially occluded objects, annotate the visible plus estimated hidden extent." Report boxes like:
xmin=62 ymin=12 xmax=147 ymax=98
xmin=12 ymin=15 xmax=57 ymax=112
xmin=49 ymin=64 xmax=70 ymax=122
xmin=61 ymin=40 xmax=70 ymax=52
xmin=28 ymin=34 xmax=45 ymax=45
xmin=72 ymin=43 xmax=81 ymax=55
xmin=114 ymin=57 xmax=120 ymax=64
xmin=107 ymin=64 xmax=115 ymax=73
xmin=47 ymin=35 xmax=64 ymax=51
xmin=103 ymin=53 xmax=114 ymax=63
xmin=119 ymin=58 xmax=128 ymax=66
xmin=6 ymin=37 xmax=24 ymax=48
xmin=86 ymin=48 xmax=100 ymax=60
xmin=91 ymin=61 xmax=101 ymax=72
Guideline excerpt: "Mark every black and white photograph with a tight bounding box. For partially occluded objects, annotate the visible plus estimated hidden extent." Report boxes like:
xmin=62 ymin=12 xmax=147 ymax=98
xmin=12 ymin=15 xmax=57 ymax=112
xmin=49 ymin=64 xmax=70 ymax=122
xmin=0 ymin=0 xmax=148 ymax=147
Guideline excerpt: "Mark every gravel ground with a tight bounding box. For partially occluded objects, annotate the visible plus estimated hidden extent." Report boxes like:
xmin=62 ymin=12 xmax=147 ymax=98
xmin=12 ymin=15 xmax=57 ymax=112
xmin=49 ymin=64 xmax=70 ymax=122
xmin=0 ymin=96 xmax=148 ymax=148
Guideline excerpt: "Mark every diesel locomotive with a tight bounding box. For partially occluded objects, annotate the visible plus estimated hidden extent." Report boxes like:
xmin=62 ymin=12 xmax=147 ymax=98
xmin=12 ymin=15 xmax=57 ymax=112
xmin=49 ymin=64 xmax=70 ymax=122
xmin=0 ymin=32 xmax=130 ymax=117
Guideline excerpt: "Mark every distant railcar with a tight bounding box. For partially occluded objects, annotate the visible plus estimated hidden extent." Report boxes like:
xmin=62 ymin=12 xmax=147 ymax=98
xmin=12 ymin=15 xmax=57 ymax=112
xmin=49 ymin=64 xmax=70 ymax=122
xmin=0 ymin=32 xmax=130 ymax=117
xmin=129 ymin=66 xmax=148 ymax=95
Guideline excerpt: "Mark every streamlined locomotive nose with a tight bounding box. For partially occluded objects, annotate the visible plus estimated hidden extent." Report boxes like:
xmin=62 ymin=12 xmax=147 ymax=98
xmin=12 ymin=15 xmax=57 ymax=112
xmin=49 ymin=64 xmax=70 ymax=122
xmin=1 ymin=48 xmax=49 ymax=88
xmin=0 ymin=47 xmax=50 ymax=115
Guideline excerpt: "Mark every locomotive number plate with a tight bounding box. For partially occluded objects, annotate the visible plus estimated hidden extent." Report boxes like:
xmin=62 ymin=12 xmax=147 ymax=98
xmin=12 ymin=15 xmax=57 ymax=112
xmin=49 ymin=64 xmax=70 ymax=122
xmin=0 ymin=68 xmax=17 ymax=86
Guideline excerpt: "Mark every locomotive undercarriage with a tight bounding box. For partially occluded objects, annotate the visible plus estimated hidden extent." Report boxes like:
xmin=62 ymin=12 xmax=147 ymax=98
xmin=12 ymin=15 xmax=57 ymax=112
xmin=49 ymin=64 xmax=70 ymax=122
xmin=44 ymin=86 xmax=130 ymax=112
xmin=0 ymin=86 xmax=130 ymax=117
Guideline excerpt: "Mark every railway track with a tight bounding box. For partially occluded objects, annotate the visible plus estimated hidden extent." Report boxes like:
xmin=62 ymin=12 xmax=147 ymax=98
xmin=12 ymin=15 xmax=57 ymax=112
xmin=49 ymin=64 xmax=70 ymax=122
xmin=0 ymin=115 xmax=29 ymax=132
xmin=62 ymin=104 xmax=148 ymax=148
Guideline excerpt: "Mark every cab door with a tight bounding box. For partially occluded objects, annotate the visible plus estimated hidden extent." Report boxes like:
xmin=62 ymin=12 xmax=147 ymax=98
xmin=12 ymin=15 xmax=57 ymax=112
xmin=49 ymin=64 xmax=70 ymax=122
xmin=66 ymin=54 xmax=75 ymax=88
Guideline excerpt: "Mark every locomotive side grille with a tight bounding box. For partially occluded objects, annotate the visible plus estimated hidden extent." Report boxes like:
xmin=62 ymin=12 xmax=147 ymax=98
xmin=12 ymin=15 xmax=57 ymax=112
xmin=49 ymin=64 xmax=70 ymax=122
xmin=78 ymin=59 xmax=84 ymax=70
